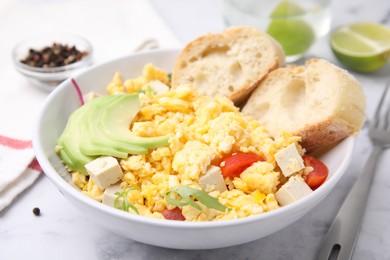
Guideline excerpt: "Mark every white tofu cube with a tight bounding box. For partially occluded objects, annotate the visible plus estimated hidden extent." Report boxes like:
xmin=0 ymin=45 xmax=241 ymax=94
xmin=85 ymin=156 xmax=123 ymax=189
xmin=275 ymin=175 xmax=313 ymax=206
xmin=275 ymin=143 xmax=305 ymax=177
xmin=199 ymin=166 xmax=227 ymax=192
xmin=147 ymin=80 xmax=170 ymax=94
xmin=83 ymin=92 xmax=102 ymax=103
xmin=102 ymin=183 xmax=123 ymax=208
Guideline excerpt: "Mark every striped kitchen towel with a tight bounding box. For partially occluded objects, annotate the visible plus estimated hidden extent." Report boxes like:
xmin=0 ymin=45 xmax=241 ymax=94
xmin=0 ymin=0 xmax=181 ymax=213
xmin=0 ymin=135 xmax=42 ymax=212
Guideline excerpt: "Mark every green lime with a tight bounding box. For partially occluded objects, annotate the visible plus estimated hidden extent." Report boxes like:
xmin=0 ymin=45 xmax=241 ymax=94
xmin=330 ymin=22 xmax=390 ymax=73
xmin=267 ymin=19 xmax=315 ymax=56
xmin=270 ymin=0 xmax=305 ymax=17
xmin=266 ymin=1 xmax=315 ymax=56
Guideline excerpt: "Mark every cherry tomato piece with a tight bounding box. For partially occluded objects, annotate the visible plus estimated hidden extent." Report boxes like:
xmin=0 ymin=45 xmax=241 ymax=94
xmin=161 ymin=207 xmax=186 ymax=221
xmin=303 ymin=154 xmax=329 ymax=190
xmin=221 ymin=152 xmax=263 ymax=178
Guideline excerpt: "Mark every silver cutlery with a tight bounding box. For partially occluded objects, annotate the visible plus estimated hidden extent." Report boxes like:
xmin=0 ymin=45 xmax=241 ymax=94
xmin=317 ymin=82 xmax=390 ymax=260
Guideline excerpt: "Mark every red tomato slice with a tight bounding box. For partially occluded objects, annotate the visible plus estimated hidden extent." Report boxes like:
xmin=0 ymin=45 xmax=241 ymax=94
xmin=220 ymin=152 xmax=263 ymax=178
xmin=161 ymin=207 xmax=186 ymax=221
xmin=303 ymin=154 xmax=329 ymax=190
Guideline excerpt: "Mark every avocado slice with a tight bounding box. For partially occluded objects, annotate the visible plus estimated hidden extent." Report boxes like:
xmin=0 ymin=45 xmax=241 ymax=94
xmin=99 ymin=94 xmax=171 ymax=149
xmin=57 ymin=104 xmax=95 ymax=174
xmin=80 ymin=94 xmax=148 ymax=157
xmin=56 ymin=93 xmax=170 ymax=175
xmin=79 ymin=95 xmax=129 ymax=158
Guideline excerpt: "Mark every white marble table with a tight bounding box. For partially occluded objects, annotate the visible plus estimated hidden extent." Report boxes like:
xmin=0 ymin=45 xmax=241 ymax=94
xmin=1 ymin=0 xmax=390 ymax=259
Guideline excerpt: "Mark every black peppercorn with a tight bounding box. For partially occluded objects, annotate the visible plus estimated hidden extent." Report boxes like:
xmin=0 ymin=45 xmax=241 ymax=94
xmin=20 ymin=43 xmax=88 ymax=68
xmin=32 ymin=207 xmax=40 ymax=216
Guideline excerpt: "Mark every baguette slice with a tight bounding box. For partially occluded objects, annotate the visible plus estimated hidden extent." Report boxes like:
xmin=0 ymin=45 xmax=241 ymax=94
xmin=242 ymin=58 xmax=366 ymax=152
xmin=171 ymin=26 xmax=285 ymax=105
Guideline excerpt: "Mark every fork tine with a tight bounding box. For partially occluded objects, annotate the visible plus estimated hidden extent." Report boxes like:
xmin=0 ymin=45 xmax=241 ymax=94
xmin=383 ymin=82 xmax=390 ymax=130
xmin=384 ymin=82 xmax=390 ymax=130
xmin=373 ymin=81 xmax=390 ymax=129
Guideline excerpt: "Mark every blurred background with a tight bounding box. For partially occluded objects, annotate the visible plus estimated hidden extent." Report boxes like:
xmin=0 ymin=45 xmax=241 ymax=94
xmin=151 ymin=0 xmax=390 ymax=70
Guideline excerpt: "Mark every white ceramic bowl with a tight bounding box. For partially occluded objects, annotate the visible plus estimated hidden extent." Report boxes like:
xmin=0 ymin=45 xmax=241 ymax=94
xmin=33 ymin=48 xmax=354 ymax=250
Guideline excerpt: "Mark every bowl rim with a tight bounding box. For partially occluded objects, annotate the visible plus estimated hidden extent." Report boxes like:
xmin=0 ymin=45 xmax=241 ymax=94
xmin=33 ymin=48 xmax=355 ymax=228
xmin=12 ymin=33 xmax=93 ymax=77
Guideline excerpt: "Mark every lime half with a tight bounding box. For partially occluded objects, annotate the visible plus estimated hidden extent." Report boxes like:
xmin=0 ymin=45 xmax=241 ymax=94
xmin=331 ymin=22 xmax=390 ymax=73
xmin=266 ymin=1 xmax=315 ymax=56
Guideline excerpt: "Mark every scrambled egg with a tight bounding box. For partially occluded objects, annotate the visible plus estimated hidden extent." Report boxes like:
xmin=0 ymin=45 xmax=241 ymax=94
xmin=73 ymin=64 xmax=305 ymax=221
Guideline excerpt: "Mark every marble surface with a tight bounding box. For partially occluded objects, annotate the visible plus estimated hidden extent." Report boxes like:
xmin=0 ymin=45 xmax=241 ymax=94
xmin=1 ymin=0 xmax=390 ymax=259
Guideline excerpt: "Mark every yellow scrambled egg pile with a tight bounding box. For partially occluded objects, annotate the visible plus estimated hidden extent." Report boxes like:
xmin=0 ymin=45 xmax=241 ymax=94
xmin=72 ymin=64 xmax=303 ymax=221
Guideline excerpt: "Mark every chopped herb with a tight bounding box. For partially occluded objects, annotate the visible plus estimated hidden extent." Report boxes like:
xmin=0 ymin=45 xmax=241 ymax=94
xmin=136 ymin=85 xmax=155 ymax=96
xmin=164 ymin=185 xmax=229 ymax=212
xmin=114 ymin=188 xmax=139 ymax=214
xmin=145 ymin=85 xmax=156 ymax=96
xmin=167 ymin=72 xmax=172 ymax=84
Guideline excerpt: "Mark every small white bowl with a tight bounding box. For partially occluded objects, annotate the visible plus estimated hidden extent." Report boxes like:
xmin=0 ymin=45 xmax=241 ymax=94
xmin=33 ymin=48 xmax=354 ymax=249
xmin=12 ymin=34 xmax=93 ymax=92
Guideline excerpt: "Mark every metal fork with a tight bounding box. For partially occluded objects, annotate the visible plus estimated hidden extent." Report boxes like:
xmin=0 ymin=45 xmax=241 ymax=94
xmin=317 ymin=82 xmax=390 ymax=260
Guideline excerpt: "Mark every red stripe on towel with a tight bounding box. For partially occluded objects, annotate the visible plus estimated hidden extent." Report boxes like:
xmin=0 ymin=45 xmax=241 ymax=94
xmin=0 ymin=135 xmax=32 ymax=149
xmin=28 ymin=158 xmax=42 ymax=172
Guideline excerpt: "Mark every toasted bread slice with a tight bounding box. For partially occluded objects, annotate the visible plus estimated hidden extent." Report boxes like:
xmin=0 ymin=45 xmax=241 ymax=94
xmin=242 ymin=58 xmax=366 ymax=152
xmin=171 ymin=26 xmax=285 ymax=105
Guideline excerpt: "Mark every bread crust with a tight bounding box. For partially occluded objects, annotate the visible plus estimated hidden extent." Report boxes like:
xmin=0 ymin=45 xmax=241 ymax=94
xmin=296 ymin=118 xmax=354 ymax=152
xmin=242 ymin=58 xmax=366 ymax=152
xmin=171 ymin=26 xmax=285 ymax=105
